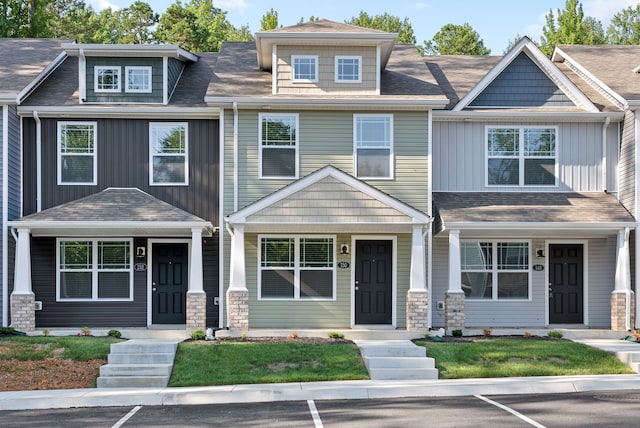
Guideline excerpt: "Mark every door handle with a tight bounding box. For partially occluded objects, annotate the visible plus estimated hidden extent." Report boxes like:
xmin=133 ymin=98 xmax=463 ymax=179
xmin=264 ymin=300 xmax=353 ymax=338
xmin=152 ymin=287 xmax=157 ymax=292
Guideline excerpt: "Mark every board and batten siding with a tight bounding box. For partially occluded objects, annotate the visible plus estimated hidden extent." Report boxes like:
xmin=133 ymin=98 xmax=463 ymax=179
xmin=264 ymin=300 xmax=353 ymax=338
xmin=618 ymin=110 xmax=636 ymax=216
xmin=85 ymin=57 xmax=164 ymax=104
xmin=276 ymin=46 xmax=377 ymax=95
xmin=433 ymin=120 xmax=615 ymax=192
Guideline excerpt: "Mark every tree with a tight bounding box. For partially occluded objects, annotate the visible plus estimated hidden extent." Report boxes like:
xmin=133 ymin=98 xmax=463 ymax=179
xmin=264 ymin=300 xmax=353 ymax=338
xmin=607 ymin=4 xmax=640 ymax=45
xmin=539 ymin=0 xmax=605 ymax=56
xmin=423 ymin=23 xmax=490 ymax=55
xmin=46 ymin=0 xmax=98 ymax=41
xmin=117 ymin=1 xmax=157 ymax=44
xmin=347 ymin=11 xmax=416 ymax=44
xmin=0 ymin=0 xmax=52 ymax=37
xmin=260 ymin=8 xmax=278 ymax=31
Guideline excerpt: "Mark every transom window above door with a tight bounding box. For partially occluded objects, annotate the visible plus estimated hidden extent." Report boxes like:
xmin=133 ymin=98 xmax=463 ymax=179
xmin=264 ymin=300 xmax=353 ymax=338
xmin=486 ymin=126 xmax=557 ymax=186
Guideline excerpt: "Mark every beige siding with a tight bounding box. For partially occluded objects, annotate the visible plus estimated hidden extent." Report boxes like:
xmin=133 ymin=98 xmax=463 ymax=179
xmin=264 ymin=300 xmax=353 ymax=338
xmin=277 ymin=46 xmax=377 ymax=95
xmin=433 ymin=120 xmax=609 ymax=192
xmin=618 ymin=111 xmax=635 ymax=216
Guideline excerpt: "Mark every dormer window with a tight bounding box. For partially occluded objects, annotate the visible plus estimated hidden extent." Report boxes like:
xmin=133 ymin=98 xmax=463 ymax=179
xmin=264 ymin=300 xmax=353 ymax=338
xmin=125 ymin=66 xmax=152 ymax=93
xmin=335 ymin=56 xmax=362 ymax=83
xmin=292 ymin=55 xmax=318 ymax=82
xmin=95 ymin=66 xmax=120 ymax=92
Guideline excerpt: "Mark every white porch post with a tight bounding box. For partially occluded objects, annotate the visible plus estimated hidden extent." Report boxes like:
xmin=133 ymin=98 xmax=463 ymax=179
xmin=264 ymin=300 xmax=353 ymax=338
xmin=189 ymin=228 xmax=204 ymax=292
xmin=11 ymin=228 xmax=35 ymax=331
xmin=613 ymin=228 xmax=633 ymax=331
xmin=410 ymin=225 xmax=426 ymax=291
xmin=446 ymin=229 xmax=464 ymax=332
xmin=227 ymin=224 xmax=248 ymax=330
xmin=448 ymin=230 xmax=462 ymax=293
xmin=186 ymin=228 xmax=206 ymax=331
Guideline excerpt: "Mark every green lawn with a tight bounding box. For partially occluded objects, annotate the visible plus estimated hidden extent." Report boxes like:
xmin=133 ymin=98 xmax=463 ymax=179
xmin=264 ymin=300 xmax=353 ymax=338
xmin=169 ymin=341 xmax=369 ymax=386
xmin=415 ymin=337 xmax=635 ymax=379
xmin=0 ymin=335 xmax=120 ymax=361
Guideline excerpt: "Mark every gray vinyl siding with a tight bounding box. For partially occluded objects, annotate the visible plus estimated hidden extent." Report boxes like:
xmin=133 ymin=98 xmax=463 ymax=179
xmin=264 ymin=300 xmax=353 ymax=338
xmin=470 ymin=53 xmax=573 ymax=107
xmin=85 ymin=58 xmax=164 ymax=103
xmin=433 ymin=120 xmax=607 ymax=192
xmin=203 ymin=233 xmax=220 ymax=326
xmin=618 ymin=110 xmax=635 ymax=216
xmin=432 ymin=236 xmax=617 ymax=328
xmin=7 ymin=105 xmax=20 ymax=220
xmin=167 ymin=58 xmax=185 ymax=97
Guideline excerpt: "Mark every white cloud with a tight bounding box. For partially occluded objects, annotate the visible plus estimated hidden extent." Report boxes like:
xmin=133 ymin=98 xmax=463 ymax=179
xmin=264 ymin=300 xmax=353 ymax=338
xmin=215 ymin=0 xmax=249 ymax=12
xmin=415 ymin=2 xmax=429 ymax=9
xmin=522 ymin=11 xmax=548 ymax=42
xmin=584 ymin=0 xmax=638 ymax=25
xmin=86 ymin=0 xmax=120 ymax=11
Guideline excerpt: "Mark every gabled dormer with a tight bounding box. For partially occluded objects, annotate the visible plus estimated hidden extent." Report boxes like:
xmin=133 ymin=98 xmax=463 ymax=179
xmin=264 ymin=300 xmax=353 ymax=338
xmin=255 ymin=20 xmax=397 ymax=96
xmin=61 ymin=44 xmax=198 ymax=105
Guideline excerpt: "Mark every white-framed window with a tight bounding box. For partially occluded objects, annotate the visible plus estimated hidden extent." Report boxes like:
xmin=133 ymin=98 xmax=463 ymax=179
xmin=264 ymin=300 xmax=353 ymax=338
xmin=291 ymin=55 xmax=318 ymax=82
xmin=259 ymin=236 xmax=336 ymax=300
xmin=150 ymin=122 xmax=188 ymax=185
xmin=461 ymin=240 xmax=531 ymax=300
xmin=335 ymin=56 xmax=362 ymax=83
xmin=486 ymin=126 xmax=557 ymax=186
xmin=94 ymin=66 xmax=120 ymax=92
xmin=259 ymin=113 xmax=298 ymax=179
xmin=57 ymin=121 xmax=97 ymax=185
xmin=57 ymin=239 xmax=133 ymax=301
xmin=125 ymin=66 xmax=152 ymax=93
xmin=354 ymin=114 xmax=393 ymax=179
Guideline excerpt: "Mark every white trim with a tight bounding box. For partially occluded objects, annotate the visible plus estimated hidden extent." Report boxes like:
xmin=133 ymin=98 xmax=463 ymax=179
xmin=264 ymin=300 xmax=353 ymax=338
xmin=258 ymin=113 xmax=299 ymax=179
xmin=2 ymin=106 xmax=7 ymax=326
xmin=291 ymin=55 xmax=319 ymax=83
xmin=484 ymin=125 xmax=558 ymax=188
xmin=272 ymin=45 xmax=277 ymax=95
xmin=18 ymin=106 xmax=220 ymax=119
xmin=375 ymin=46 xmax=381 ymax=95
xmin=57 ymin=121 xmax=98 ymax=186
xmin=17 ymin=51 xmax=68 ymax=104
xmin=205 ymin=97 xmax=448 ymax=110
xmin=162 ymin=57 xmax=168 ymax=105
xmin=219 ymin=108 xmax=225 ymax=329
xmin=545 ymin=240 xmax=589 ymax=326
xmin=442 ymin=222 xmax=636 ymax=230
xmin=147 ymin=238 xmax=191 ymax=326
xmin=94 ymin=66 xmax=121 ymax=93
xmin=125 ymin=66 xmax=152 ymax=93
xmin=257 ymin=235 xmax=337 ymax=301
xmin=56 ymin=238 xmax=134 ymax=302
xmin=149 ymin=122 xmax=189 ymax=186
xmin=353 ymin=113 xmax=394 ymax=180
xmin=63 ymin=43 xmax=198 ymax=62
xmin=79 ymin=49 xmax=86 ymax=104
xmin=351 ymin=236 xmax=397 ymax=328
xmin=335 ymin=56 xmax=362 ymax=83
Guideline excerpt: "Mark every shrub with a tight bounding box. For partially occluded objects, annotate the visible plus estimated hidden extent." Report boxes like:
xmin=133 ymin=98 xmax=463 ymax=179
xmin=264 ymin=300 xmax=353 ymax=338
xmin=328 ymin=332 xmax=345 ymax=339
xmin=241 ymin=332 xmax=247 ymax=340
xmin=108 ymin=329 xmax=122 ymax=339
xmin=523 ymin=331 xmax=532 ymax=339
xmin=78 ymin=326 xmax=92 ymax=336
xmin=288 ymin=332 xmax=299 ymax=339
xmin=483 ymin=328 xmax=492 ymax=337
xmin=548 ymin=330 xmax=563 ymax=339
xmin=452 ymin=329 xmax=463 ymax=337
xmin=191 ymin=329 xmax=206 ymax=340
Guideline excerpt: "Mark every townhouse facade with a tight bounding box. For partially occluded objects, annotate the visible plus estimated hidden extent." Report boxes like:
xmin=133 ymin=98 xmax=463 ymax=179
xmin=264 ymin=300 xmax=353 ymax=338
xmin=3 ymin=22 xmax=640 ymax=335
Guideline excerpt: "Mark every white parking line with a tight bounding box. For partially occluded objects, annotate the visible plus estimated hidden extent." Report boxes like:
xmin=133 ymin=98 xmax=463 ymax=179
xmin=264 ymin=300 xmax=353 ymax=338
xmin=475 ymin=395 xmax=546 ymax=428
xmin=307 ymin=399 xmax=324 ymax=428
xmin=111 ymin=405 xmax=142 ymax=428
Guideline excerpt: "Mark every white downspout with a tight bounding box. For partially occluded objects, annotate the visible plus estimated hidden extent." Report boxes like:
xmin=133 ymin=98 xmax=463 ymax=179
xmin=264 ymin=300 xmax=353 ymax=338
xmin=1 ymin=106 xmax=7 ymax=327
xmin=218 ymin=108 xmax=225 ymax=331
xmin=233 ymin=101 xmax=239 ymax=212
xmin=602 ymin=116 xmax=610 ymax=191
xmin=79 ymin=49 xmax=86 ymax=103
xmin=427 ymin=109 xmax=433 ymax=329
xmin=33 ymin=111 xmax=41 ymax=213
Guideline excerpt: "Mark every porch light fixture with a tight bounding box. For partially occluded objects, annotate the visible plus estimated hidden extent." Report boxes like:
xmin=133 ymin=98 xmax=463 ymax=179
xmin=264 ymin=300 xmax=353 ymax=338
xmin=340 ymin=244 xmax=350 ymax=255
xmin=136 ymin=246 xmax=146 ymax=258
xmin=536 ymin=248 xmax=545 ymax=258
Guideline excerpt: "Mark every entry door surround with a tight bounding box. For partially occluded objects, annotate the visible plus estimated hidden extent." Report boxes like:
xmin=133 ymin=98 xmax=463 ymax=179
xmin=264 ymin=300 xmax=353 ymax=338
xmin=548 ymin=242 xmax=586 ymax=325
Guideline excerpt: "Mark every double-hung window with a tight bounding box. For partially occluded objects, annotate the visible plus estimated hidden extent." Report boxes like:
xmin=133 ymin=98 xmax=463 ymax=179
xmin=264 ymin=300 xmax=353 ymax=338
xmin=58 ymin=122 xmax=97 ymax=185
xmin=125 ymin=66 xmax=152 ymax=93
xmin=260 ymin=113 xmax=298 ymax=178
xmin=461 ymin=240 xmax=530 ymax=300
xmin=354 ymin=114 xmax=393 ymax=179
xmin=150 ymin=122 xmax=188 ymax=185
xmin=335 ymin=56 xmax=362 ymax=83
xmin=487 ymin=126 xmax=557 ymax=186
xmin=58 ymin=239 xmax=132 ymax=301
xmin=259 ymin=236 xmax=335 ymax=300
xmin=95 ymin=66 xmax=120 ymax=92
xmin=291 ymin=55 xmax=318 ymax=82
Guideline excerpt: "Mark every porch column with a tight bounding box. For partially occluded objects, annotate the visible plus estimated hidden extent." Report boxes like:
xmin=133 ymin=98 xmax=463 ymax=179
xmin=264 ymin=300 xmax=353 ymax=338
xmin=11 ymin=228 xmax=35 ymax=331
xmin=612 ymin=228 xmax=633 ymax=330
xmin=227 ymin=224 xmax=248 ymax=331
xmin=186 ymin=228 xmax=206 ymax=332
xmin=445 ymin=229 xmax=465 ymax=333
xmin=407 ymin=225 xmax=428 ymax=331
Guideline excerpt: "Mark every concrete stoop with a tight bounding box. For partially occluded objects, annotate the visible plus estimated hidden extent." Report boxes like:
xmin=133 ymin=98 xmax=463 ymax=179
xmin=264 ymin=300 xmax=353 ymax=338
xmin=355 ymin=340 xmax=438 ymax=380
xmin=97 ymin=340 xmax=180 ymax=388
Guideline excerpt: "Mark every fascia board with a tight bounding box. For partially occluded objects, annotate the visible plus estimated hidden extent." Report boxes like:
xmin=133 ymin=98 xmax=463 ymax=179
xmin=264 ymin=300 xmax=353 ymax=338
xmin=443 ymin=222 xmax=636 ymax=230
xmin=205 ymin=97 xmax=449 ymax=111
xmin=432 ymin=110 xmax=624 ymax=122
xmin=17 ymin=106 xmax=220 ymax=119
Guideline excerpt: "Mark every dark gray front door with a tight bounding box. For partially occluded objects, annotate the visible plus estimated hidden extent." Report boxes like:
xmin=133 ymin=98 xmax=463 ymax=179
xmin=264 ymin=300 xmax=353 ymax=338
xmin=355 ymin=240 xmax=392 ymax=324
xmin=152 ymin=243 xmax=188 ymax=324
xmin=549 ymin=244 xmax=584 ymax=324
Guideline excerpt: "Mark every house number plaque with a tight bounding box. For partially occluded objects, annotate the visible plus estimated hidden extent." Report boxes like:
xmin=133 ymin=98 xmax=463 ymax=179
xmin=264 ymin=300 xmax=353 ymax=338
xmin=337 ymin=261 xmax=350 ymax=269
xmin=134 ymin=263 xmax=147 ymax=271
xmin=533 ymin=264 xmax=544 ymax=271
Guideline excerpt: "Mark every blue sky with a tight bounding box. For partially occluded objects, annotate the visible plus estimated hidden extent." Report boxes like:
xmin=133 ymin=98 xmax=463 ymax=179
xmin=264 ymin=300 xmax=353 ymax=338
xmin=89 ymin=0 xmax=639 ymax=54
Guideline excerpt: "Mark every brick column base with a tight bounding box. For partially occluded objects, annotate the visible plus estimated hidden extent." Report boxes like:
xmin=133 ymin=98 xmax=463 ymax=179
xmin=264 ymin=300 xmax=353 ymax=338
xmin=611 ymin=291 xmax=635 ymax=331
xmin=186 ymin=291 xmax=207 ymax=332
xmin=227 ymin=289 xmax=249 ymax=331
xmin=445 ymin=292 xmax=465 ymax=334
xmin=406 ymin=290 xmax=428 ymax=331
xmin=10 ymin=293 xmax=35 ymax=332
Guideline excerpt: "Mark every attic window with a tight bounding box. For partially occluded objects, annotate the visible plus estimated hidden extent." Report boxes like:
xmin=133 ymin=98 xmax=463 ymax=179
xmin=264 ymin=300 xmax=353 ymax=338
xmin=292 ymin=55 xmax=318 ymax=82
xmin=335 ymin=56 xmax=362 ymax=83
xmin=95 ymin=66 xmax=120 ymax=92
xmin=125 ymin=66 xmax=152 ymax=93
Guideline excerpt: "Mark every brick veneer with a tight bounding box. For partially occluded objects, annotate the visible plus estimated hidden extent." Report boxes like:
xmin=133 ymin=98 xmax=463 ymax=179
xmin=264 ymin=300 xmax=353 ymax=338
xmin=406 ymin=290 xmax=428 ymax=331
xmin=10 ymin=294 xmax=35 ymax=331
xmin=227 ymin=289 xmax=249 ymax=331
xmin=445 ymin=292 xmax=465 ymax=333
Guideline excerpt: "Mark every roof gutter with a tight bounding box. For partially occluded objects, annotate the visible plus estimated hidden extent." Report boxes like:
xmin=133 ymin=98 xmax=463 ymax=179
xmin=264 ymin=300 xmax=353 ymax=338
xmin=205 ymin=97 xmax=449 ymax=111
xmin=33 ymin=110 xmax=42 ymax=212
xmin=18 ymin=106 xmax=220 ymax=119
xmin=433 ymin=110 xmax=625 ymax=121
xmin=441 ymin=222 xmax=637 ymax=230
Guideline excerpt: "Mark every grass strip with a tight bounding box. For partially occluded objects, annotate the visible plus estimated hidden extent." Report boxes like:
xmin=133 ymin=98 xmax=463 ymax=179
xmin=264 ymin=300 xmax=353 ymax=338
xmin=0 ymin=336 xmax=120 ymax=361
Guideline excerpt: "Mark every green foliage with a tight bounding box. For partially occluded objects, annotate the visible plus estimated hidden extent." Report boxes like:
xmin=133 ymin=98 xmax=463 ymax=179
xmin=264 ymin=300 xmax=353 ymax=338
xmin=79 ymin=326 xmax=92 ymax=336
xmin=539 ymin=0 xmax=605 ymax=56
xmin=117 ymin=1 xmax=158 ymax=44
xmin=548 ymin=330 xmax=564 ymax=339
xmin=418 ymin=338 xmax=633 ymax=379
xmin=347 ymin=11 xmax=416 ymax=44
xmin=423 ymin=23 xmax=490 ymax=55
xmin=607 ymin=4 xmax=640 ymax=45
xmin=191 ymin=329 xmax=206 ymax=340
xmin=108 ymin=329 xmax=122 ymax=339
xmin=452 ymin=329 xmax=463 ymax=337
xmin=0 ymin=326 xmax=26 ymax=336
xmin=260 ymin=8 xmax=279 ymax=31
xmin=328 ymin=332 xmax=345 ymax=339
xmin=169 ymin=341 xmax=368 ymax=386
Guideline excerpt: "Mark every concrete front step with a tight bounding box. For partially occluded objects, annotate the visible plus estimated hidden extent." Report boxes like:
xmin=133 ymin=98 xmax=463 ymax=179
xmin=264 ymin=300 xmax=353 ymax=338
xmin=110 ymin=341 xmax=178 ymax=354
xmin=368 ymin=367 xmax=439 ymax=380
xmin=99 ymin=364 xmax=173 ymax=377
xmin=96 ymin=376 xmax=171 ymax=388
xmin=365 ymin=356 xmax=435 ymax=369
xmin=108 ymin=352 xmax=176 ymax=365
xmin=355 ymin=340 xmax=438 ymax=380
xmin=356 ymin=340 xmax=426 ymax=358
